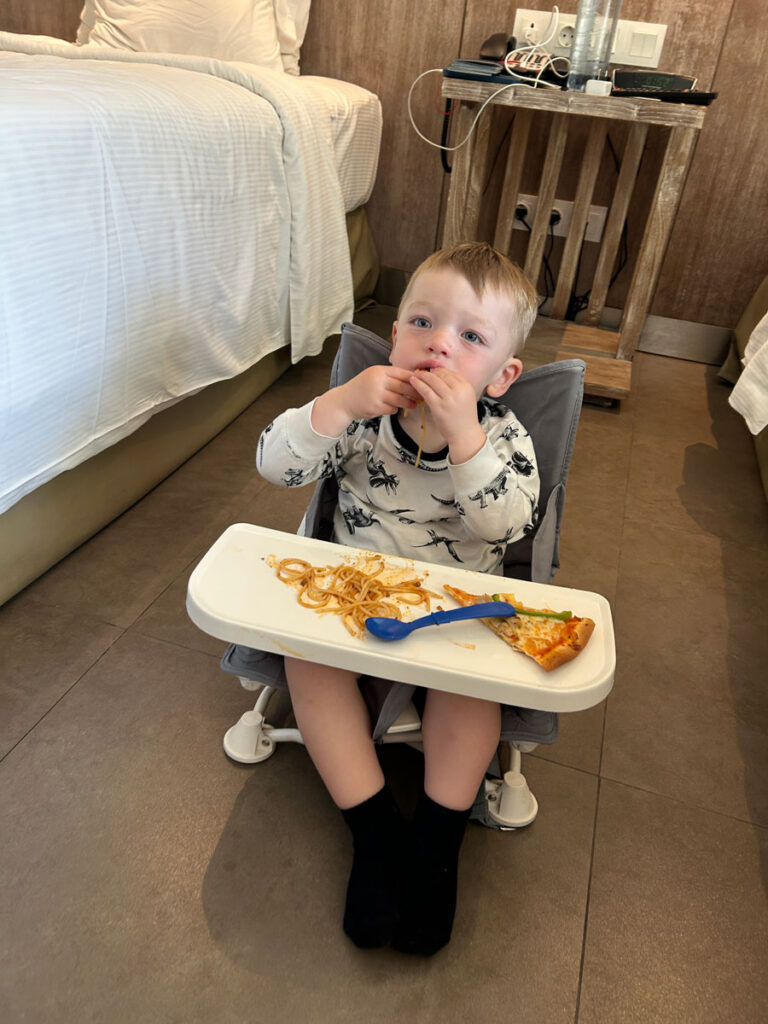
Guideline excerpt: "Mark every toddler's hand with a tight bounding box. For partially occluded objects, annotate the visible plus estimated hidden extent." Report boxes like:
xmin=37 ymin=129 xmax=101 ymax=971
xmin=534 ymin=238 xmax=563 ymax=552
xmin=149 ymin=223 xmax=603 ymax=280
xmin=410 ymin=368 xmax=485 ymax=461
xmin=312 ymin=365 xmax=419 ymax=436
xmin=341 ymin=365 xmax=421 ymax=419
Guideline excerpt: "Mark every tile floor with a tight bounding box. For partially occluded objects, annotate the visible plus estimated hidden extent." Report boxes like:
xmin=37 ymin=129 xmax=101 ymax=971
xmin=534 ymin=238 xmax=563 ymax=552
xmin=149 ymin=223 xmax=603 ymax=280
xmin=1 ymin=308 xmax=767 ymax=1023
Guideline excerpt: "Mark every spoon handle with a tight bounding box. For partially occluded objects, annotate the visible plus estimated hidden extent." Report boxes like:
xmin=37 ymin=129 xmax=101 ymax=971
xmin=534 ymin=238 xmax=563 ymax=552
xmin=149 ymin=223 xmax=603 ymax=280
xmin=419 ymin=601 xmax=516 ymax=630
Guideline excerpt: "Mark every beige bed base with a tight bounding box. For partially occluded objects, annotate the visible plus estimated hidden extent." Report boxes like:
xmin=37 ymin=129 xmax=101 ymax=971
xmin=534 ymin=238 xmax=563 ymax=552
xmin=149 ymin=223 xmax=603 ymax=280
xmin=0 ymin=208 xmax=379 ymax=606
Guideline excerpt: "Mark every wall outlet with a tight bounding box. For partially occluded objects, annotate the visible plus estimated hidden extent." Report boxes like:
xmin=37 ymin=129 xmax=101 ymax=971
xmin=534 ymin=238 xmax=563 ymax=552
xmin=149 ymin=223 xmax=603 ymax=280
xmin=512 ymin=9 xmax=576 ymax=59
xmin=514 ymin=194 xmax=607 ymax=244
xmin=511 ymin=9 xmax=667 ymax=69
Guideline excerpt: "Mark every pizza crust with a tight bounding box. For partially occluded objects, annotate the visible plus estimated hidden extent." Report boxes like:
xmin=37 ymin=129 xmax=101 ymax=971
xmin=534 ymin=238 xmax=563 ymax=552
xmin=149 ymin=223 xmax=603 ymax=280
xmin=444 ymin=584 xmax=595 ymax=672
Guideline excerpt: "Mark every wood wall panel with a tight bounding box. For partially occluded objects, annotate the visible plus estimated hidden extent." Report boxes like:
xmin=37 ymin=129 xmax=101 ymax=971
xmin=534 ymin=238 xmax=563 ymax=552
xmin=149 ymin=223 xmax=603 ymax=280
xmin=3 ymin=0 xmax=767 ymax=328
xmin=300 ymin=0 xmax=466 ymax=273
xmin=2 ymin=1 xmax=82 ymax=40
xmin=653 ymin=0 xmax=768 ymax=324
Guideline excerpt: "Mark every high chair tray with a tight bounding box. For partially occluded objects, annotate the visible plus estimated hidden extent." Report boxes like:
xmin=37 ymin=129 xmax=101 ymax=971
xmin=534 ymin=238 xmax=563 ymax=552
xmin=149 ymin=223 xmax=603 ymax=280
xmin=187 ymin=524 xmax=615 ymax=712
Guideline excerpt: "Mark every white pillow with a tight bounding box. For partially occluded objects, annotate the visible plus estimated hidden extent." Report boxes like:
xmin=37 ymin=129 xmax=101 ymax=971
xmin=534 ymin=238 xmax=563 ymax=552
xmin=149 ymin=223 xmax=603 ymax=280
xmin=272 ymin=0 xmax=311 ymax=75
xmin=76 ymin=2 xmax=96 ymax=44
xmin=84 ymin=1 xmax=285 ymax=72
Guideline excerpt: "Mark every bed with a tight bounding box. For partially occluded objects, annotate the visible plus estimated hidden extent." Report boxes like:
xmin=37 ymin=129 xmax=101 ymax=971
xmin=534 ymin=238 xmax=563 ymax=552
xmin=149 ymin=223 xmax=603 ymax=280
xmin=0 ymin=2 xmax=382 ymax=606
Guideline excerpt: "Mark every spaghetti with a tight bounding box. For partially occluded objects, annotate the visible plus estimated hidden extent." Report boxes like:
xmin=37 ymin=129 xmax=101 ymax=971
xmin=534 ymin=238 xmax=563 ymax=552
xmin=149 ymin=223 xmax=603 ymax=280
xmin=404 ymin=402 xmax=427 ymax=469
xmin=270 ymin=554 xmax=438 ymax=637
xmin=414 ymin=402 xmax=426 ymax=469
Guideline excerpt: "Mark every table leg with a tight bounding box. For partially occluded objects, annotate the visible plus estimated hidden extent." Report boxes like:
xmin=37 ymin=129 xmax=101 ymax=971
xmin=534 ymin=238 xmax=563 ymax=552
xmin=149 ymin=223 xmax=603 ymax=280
xmin=617 ymin=125 xmax=699 ymax=360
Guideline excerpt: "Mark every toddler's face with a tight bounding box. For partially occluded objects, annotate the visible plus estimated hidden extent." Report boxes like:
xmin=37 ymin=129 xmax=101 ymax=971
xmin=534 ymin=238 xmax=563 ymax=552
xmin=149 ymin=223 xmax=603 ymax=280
xmin=390 ymin=268 xmax=522 ymax=398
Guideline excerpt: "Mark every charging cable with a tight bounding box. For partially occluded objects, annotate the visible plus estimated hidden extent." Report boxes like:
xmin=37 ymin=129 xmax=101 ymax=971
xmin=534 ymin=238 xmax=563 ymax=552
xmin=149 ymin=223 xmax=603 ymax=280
xmin=407 ymin=69 xmax=520 ymax=152
xmin=408 ymin=6 xmax=570 ymax=153
xmin=503 ymin=6 xmax=568 ymax=87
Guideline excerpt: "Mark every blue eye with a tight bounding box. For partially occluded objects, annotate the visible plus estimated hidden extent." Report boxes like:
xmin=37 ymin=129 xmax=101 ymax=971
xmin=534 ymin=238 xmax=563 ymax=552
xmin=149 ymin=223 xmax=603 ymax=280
xmin=462 ymin=330 xmax=483 ymax=344
xmin=412 ymin=317 xmax=431 ymax=328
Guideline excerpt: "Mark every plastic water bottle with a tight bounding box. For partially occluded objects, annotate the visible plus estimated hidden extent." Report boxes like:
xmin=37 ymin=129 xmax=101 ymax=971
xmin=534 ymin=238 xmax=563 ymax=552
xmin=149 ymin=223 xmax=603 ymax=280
xmin=566 ymin=0 xmax=623 ymax=91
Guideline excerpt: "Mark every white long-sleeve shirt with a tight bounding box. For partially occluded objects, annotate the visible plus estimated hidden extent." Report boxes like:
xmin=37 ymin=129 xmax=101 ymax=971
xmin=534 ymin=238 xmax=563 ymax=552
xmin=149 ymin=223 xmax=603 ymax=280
xmin=257 ymin=398 xmax=540 ymax=574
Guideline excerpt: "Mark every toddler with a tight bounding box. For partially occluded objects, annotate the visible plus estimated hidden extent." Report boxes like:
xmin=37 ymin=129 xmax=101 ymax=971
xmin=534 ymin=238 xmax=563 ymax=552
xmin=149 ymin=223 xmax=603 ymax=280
xmin=256 ymin=242 xmax=540 ymax=954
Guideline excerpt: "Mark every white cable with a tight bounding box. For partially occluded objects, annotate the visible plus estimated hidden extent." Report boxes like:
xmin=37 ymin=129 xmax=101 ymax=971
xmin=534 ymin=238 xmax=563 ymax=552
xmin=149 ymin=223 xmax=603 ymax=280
xmin=504 ymin=5 xmax=567 ymax=86
xmin=407 ymin=7 xmax=572 ymax=153
xmin=408 ymin=57 xmax=562 ymax=155
xmin=531 ymin=5 xmax=561 ymax=50
xmin=407 ymin=69 xmax=521 ymax=152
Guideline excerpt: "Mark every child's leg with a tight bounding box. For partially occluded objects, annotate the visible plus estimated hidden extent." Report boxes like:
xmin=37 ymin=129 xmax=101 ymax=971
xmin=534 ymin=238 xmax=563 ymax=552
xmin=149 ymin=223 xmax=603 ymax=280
xmin=395 ymin=690 xmax=501 ymax=956
xmin=284 ymin=657 xmax=383 ymax=809
xmin=284 ymin=657 xmax=403 ymax=948
xmin=422 ymin=689 xmax=502 ymax=810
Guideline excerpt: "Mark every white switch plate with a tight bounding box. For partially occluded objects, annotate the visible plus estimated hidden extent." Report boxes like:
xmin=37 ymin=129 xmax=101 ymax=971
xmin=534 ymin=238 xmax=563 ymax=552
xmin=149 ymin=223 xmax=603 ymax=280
xmin=511 ymin=9 xmax=667 ymax=69
xmin=610 ymin=19 xmax=668 ymax=68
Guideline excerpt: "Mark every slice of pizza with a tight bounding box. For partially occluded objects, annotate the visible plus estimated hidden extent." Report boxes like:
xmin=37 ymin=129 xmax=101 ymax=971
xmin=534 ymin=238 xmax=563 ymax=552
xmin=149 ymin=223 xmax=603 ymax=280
xmin=443 ymin=584 xmax=595 ymax=672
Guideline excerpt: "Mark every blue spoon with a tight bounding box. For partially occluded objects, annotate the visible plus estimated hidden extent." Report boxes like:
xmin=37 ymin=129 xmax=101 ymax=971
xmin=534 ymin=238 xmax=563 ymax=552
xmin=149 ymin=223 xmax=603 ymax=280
xmin=365 ymin=601 xmax=516 ymax=641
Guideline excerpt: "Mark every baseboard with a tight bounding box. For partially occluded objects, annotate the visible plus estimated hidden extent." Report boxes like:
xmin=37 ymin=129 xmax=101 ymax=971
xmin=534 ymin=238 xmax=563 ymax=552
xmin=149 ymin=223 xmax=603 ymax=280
xmin=635 ymin=315 xmax=732 ymax=365
xmin=537 ymin=299 xmax=731 ymax=366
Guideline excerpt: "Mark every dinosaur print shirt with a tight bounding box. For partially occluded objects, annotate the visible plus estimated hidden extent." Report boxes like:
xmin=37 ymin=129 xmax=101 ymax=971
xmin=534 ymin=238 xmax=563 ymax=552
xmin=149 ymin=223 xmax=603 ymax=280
xmin=257 ymin=398 xmax=540 ymax=573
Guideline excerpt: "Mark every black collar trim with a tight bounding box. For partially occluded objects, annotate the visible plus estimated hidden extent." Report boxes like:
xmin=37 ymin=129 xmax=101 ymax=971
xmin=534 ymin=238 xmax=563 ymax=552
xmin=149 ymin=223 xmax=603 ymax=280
xmin=389 ymin=413 xmax=447 ymax=461
xmin=389 ymin=402 xmax=486 ymax=460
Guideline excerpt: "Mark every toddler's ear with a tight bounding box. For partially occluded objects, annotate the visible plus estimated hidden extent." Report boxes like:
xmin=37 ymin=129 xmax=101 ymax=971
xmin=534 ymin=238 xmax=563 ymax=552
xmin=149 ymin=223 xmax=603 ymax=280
xmin=486 ymin=357 xmax=523 ymax=397
xmin=389 ymin=321 xmax=399 ymax=363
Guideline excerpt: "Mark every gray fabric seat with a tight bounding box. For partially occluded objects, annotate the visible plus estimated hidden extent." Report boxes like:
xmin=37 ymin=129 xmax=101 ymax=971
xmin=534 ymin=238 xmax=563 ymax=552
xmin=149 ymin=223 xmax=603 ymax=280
xmin=220 ymin=321 xmax=585 ymax=748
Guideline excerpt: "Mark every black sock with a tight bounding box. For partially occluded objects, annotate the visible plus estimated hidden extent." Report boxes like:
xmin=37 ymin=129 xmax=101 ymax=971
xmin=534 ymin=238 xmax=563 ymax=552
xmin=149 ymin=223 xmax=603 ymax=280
xmin=340 ymin=785 xmax=405 ymax=949
xmin=393 ymin=792 xmax=470 ymax=956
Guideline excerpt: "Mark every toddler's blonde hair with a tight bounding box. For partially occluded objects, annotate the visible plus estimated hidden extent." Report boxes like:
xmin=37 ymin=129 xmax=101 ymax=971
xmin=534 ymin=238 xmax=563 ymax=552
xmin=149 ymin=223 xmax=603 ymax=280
xmin=397 ymin=242 xmax=539 ymax=354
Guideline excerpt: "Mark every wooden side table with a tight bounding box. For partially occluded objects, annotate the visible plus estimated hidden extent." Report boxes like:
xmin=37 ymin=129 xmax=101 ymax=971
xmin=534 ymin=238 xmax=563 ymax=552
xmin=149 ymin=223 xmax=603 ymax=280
xmin=440 ymin=81 xmax=707 ymax=400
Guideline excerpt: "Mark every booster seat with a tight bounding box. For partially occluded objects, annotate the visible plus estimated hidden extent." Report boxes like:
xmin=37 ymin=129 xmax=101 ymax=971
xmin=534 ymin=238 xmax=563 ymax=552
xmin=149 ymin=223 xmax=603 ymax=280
xmin=219 ymin=322 xmax=585 ymax=828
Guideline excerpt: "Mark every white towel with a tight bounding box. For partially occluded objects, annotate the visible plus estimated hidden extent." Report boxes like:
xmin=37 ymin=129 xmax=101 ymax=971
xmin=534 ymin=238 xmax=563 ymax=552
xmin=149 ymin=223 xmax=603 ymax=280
xmin=729 ymin=310 xmax=768 ymax=434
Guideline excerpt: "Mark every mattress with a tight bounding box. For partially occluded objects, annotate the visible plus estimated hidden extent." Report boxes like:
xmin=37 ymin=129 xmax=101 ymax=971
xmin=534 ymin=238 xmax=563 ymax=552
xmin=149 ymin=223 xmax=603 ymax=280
xmin=0 ymin=33 xmax=382 ymax=517
xmin=294 ymin=75 xmax=382 ymax=212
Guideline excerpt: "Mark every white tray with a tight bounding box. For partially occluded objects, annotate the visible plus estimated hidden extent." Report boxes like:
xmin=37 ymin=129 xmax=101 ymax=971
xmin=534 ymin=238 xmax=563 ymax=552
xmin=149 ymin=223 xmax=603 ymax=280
xmin=187 ymin=524 xmax=615 ymax=712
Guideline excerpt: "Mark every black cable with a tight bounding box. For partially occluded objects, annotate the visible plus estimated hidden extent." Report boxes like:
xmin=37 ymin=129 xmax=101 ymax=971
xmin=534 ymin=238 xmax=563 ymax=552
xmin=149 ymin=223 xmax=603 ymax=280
xmin=566 ymin=130 xmax=638 ymax=316
xmin=516 ymin=210 xmax=555 ymax=312
xmin=440 ymin=99 xmax=453 ymax=174
xmin=541 ymin=221 xmax=557 ymax=311
xmin=482 ymin=114 xmax=515 ymax=196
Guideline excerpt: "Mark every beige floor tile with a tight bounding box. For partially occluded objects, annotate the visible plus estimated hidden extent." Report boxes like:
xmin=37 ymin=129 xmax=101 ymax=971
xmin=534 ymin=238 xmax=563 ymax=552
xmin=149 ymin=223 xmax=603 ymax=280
xmin=0 ymin=633 xmax=250 ymax=1023
xmin=578 ymin=780 xmax=768 ymax=1024
xmin=201 ymin=753 xmax=598 ymax=1024
xmin=15 ymin=470 xmax=239 ymax=630
xmin=131 ymin=558 xmax=231 ymax=658
xmin=556 ymin=497 xmax=622 ymax=604
xmin=132 ymin=480 xmax=314 ymax=655
xmin=565 ymin=413 xmax=634 ymax=521
xmin=532 ymin=701 xmax=605 ymax=775
xmin=625 ymin=434 xmax=768 ymax=548
xmin=627 ymin=353 xmax=768 ymax=546
xmin=631 ymin=354 xmax=721 ymax=443
xmin=0 ymin=632 xmax=598 ymax=1023
xmin=16 ymin=344 xmax=338 ymax=632
xmin=0 ymin=597 xmax=122 ymax=758
xmin=603 ymin=519 xmax=768 ymax=823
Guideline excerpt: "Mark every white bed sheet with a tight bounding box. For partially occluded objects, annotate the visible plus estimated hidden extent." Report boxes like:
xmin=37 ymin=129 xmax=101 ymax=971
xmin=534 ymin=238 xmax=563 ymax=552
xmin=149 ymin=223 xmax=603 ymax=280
xmin=0 ymin=33 xmax=382 ymax=516
xmin=294 ymin=75 xmax=382 ymax=211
